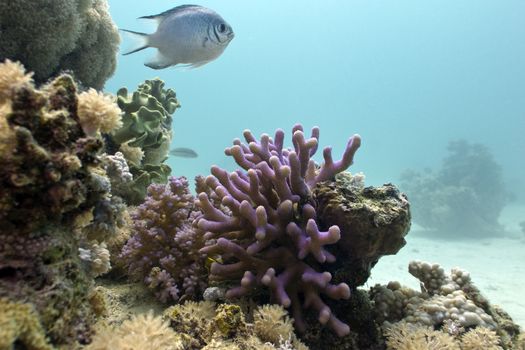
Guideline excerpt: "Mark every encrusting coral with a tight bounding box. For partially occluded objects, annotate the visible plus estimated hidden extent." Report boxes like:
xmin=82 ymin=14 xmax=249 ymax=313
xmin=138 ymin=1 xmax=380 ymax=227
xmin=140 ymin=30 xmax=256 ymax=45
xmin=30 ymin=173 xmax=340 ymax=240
xmin=163 ymin=300 xmax=308 ymax=349
xmin=0 ymin=0 xmax=119 ymax=89
xmin=195 ymin=124 xmax=362 ymax=336
xmin=107 ymin=78 xmax=179 ymax=204
xmin=371 ymin=261 xmax=522 ymax=349
xmin=119 ymin=176 xmax=208 ymax=303
xmin=0 ymin=60 xmax=123 ymax=346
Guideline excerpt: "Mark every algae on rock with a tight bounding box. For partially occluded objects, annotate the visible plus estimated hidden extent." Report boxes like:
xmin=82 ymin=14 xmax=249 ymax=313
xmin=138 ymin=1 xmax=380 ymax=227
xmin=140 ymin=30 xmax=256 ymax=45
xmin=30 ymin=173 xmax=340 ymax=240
xmin=0 ymin=61 xmax=123 ymax=347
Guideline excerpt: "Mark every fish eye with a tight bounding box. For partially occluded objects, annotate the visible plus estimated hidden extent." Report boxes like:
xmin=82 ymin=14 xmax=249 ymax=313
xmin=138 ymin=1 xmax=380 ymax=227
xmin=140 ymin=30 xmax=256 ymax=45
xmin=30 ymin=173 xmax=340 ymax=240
xmin=218 ymin=23 xmax=226 ymax=33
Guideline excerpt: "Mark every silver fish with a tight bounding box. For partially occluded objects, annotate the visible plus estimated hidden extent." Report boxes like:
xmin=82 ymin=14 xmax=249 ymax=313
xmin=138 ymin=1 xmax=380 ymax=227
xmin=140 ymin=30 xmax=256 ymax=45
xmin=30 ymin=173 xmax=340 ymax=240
xmin=170 ymin=147 xmax=198 ymax=158
xmin=121 ymin=5 xmax=234 ymax=69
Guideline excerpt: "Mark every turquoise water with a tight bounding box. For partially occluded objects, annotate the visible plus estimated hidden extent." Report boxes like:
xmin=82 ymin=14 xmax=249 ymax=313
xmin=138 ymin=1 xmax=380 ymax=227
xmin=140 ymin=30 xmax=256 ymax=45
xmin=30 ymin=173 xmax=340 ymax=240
xmin=106 ymin=0 xmax=525 ymax=200
xmin=105 ymin=2 xmax=525 ymax=325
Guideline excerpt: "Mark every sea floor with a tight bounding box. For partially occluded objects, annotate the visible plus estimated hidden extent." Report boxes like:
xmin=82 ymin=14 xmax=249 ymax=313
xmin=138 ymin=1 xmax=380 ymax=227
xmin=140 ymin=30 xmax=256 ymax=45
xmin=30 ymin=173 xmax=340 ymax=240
xmin=367 ymin=203 xmax=525 ymax=328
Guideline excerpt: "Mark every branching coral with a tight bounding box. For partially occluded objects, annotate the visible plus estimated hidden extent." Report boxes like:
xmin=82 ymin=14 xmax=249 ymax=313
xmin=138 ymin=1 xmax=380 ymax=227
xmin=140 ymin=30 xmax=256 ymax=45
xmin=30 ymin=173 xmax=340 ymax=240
xmin=0 ymin=0 xmax=119 ymax=89
xmin=119 ymin=176 xmax=208 ymax=302
xmin=195 ymin=124 xmax=362 ymax=336
xmin=400 ymin=139 xmax=508 ymax=237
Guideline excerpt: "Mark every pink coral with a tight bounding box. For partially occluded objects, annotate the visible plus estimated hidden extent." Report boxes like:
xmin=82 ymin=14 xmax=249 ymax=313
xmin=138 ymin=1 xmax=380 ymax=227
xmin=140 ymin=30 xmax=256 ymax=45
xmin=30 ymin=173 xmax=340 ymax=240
xmin=119 ymin=176 xmax=207 ymax=302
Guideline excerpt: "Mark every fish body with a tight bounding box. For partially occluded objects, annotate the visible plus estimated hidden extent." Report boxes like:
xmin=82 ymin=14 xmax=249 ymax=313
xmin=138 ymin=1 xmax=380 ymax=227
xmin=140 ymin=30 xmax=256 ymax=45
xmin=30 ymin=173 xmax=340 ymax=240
xmin=170 ymin=147 xmax=198 ymax=158
xmin=122 ymin=5 xmax=234 ymax=69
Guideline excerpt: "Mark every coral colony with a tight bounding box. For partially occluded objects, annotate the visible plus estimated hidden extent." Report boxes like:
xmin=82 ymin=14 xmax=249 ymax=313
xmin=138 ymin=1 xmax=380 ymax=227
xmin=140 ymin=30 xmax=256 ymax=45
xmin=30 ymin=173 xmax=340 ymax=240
xmin=195 ymin=125 xmax=361 ymax=336
xmin=1 ymin=35 xmax=524 ymax=348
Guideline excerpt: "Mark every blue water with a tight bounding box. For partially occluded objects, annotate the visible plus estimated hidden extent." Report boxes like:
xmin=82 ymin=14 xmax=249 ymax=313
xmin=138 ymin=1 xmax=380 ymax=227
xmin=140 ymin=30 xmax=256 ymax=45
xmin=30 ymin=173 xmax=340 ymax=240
xmin=105 ymin=0 xmax=525 ymax=329
xmin=106 ymin=1 xmax=525 ymax=203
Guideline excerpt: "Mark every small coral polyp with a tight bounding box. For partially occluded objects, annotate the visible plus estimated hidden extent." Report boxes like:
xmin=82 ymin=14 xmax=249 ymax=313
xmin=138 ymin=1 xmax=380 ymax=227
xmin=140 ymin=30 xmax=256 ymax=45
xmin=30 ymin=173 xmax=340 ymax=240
xmin=196 ymin=124 xmax=361 ymax=336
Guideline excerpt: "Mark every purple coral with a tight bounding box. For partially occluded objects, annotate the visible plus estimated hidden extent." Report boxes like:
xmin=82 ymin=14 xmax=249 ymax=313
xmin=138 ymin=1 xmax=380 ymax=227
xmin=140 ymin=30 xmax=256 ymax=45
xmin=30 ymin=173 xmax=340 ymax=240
xmin=119 ymin=176 xmax=207 ymax=302
xmin=195 ymin=124 xmax=361 ymax=336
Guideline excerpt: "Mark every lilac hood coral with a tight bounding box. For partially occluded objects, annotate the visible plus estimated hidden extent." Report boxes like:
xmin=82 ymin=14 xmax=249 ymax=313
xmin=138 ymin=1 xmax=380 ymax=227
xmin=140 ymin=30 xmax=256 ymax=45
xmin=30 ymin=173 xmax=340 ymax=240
xmin=195 ymin=124 xmax=361 ymax=336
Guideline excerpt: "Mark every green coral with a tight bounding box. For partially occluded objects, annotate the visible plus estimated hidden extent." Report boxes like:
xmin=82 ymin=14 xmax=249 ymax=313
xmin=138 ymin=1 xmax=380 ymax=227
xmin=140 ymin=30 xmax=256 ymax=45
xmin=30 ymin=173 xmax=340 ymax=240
xmin=109 ymin=78 xmax=180 ymax=204
xmin=0 ymin=298 xmax=54 ymax=350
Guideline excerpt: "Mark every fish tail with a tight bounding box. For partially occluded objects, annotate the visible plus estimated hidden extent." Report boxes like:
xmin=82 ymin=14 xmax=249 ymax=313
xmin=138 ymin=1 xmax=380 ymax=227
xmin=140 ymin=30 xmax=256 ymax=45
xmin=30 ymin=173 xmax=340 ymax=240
xmin=120 ymin=29 xmax=150 ymax=55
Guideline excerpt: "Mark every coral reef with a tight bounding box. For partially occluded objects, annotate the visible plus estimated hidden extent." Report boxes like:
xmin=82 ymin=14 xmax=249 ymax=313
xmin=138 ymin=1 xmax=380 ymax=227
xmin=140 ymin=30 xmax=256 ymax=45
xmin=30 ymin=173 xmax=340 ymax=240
xmin=0 ymin=61 xmax=122 ymax=346
xmin=77 ymin=88 xmax=122 ymax=136
xmin=163 ymin=300 xmax=308 ymax=349
xmin=313 ymin=172 xmax=410 ymax=287
xmin=0 ymin=0 xmax=119 ymax=89
xmin=195 ymin=124 xmax=362 ymax=336
xmin=86 ymin=311 xmax=184 ymax=350
xmin=371 ymin=261 xmax=522 ymax=349
xmin=0 ymin=298 xmax=54 ymax=350
xmin=107 ymin=78 xmax=179 ymax=204
xmin=400 ymin=139 xmax=509 ymax=237
xmin=119 ymin=176 xmax=208 ymax=302
xmin=384 ymin=321 xmax=505 ymax=350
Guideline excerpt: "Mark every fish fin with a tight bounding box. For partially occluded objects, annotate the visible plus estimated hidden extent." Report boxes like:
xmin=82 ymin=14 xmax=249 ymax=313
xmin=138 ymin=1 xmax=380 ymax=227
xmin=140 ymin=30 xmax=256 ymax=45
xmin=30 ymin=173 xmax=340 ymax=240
xmin=145 ymin=51 xmax=173 ymax=70
xmin=188 ymin=60 xmax=212 ymax=69
xmin=120 ymin=29 xmax=150 ymax=55
xmin=139 ymin=5 xmax=203 ymax=22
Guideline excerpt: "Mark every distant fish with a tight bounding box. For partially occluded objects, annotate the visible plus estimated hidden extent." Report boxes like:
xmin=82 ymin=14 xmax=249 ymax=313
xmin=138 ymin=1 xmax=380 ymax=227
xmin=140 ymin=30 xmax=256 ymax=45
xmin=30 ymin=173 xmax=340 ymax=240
xmin=121 ymin=5 xmax=234 ymax=69
xmin=170 ymin=147 xmax=199 ymax=158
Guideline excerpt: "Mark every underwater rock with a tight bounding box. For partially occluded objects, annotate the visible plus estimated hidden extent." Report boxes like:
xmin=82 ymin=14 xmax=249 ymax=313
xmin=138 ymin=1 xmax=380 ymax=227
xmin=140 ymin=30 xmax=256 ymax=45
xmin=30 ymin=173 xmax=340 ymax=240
xmin=85 ymin=311 xmax=184 ymax=350
xmin=107 ymin=78 xmax=180 ymax=205
xmin=313 ymin=172 xmax=411 ymax=287
xmin=400 ymin=139 xmax=508 ymax=238
xmin=0 ymin=61 xmax=123 ymax=346
xmin=0 ymin=0 xmax=119 ymax=89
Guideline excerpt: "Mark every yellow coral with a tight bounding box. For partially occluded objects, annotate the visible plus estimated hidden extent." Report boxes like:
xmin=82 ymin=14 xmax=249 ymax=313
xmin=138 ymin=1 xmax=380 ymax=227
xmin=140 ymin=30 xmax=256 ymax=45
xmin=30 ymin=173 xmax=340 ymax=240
xmin=0 ymin=298 xmax=54 ymax=350
xmin=460 ymin=327 xmax=502 ymax=350
xmin=118 ymin=142 xmax=144 ymax=166
xmin=0 ymin=59 xmax=33 ymax=104
xmin=85 ymin=311 xmax=184 ymax=350
xmin=214 ymin=304 xmax=245 ymax=338
xmin=0 ymin=102 xmax=15 ymax=155
xmin=201 ymin=339 xmax=241 ymax=350
xmin=163 ymin=300 xmax=217 ymax=345
xmin=384 ymin=322 xmax=460 ymax=350
xmin=253 ymin=304 xmax=295 ymax=345
xmin=77 ymin=88 xmax=122 ymax=136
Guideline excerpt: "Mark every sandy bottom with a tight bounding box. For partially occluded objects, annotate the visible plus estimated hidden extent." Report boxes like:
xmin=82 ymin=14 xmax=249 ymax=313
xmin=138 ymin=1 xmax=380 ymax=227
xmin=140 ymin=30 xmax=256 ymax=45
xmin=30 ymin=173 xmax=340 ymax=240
xmin=367 ymin=204 xmax=525 ymax=328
